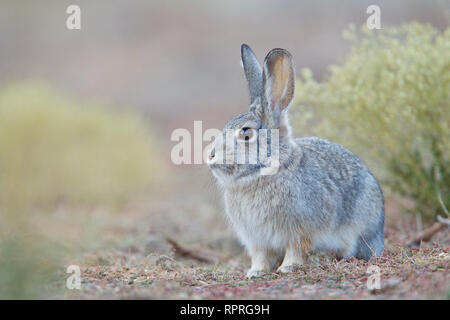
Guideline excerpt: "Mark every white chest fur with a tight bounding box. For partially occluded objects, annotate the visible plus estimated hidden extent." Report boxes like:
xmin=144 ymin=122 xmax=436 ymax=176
xmin=224 ymin=189 xmax=291 ymax=252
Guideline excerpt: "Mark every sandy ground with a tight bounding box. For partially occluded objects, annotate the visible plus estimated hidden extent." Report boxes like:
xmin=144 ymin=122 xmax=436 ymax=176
xmin=62 ymin=167 xmax=449 ymax=300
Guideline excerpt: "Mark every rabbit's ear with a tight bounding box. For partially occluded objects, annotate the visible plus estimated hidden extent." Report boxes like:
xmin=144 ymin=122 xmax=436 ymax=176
xmin=241 ymin=44 xmax=263 ymax=104
xmin=262 ymin=48 xmax=295 ymax=114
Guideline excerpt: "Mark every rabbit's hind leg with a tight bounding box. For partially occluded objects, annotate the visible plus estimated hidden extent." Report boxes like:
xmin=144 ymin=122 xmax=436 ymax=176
xmin=352 ymin=213 xmax=385 ymax=261
xmin=338 ymin=226 xmax=384 ymax=261
xmin=354 ymin=230 xmax=385 ymax=261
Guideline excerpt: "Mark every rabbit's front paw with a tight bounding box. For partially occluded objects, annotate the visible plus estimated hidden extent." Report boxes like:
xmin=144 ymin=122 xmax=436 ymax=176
xmin=277 ymin=243 xmax=305 ymax=274
xmin=246 ymin=269 xmax=267 ymax=279
xmin=277 ymin=264 xmax=301 ymax=274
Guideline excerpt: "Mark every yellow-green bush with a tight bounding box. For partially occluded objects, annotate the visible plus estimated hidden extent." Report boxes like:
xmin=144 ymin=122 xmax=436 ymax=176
xmin=0 ymin=82 xmax=161 ymax=298
xmin=294 ymin=23 xmax=450 ymax=220
xmin=0 ymin=82 xmax=160 ymax=212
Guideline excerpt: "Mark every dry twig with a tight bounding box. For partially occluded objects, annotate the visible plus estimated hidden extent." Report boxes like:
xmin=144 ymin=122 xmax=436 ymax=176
xmin=166 ymin=237 xmax=228 ymax=264
xmin=407 ymin=215 xmax=449 ymax=247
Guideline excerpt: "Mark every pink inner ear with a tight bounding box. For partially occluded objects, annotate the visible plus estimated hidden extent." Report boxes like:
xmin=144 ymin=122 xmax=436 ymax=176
xmin=264 ymin=53 xmax=295 ymax=111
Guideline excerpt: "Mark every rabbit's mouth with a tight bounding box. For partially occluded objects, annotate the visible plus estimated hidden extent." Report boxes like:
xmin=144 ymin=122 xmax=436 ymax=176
xmin=209 ymin=163 xmax=234 ymax=175
xmin=209 ymin=163 xmax=235 ymax=184
xmin=210 ymin=162 xmax=263 ymax=183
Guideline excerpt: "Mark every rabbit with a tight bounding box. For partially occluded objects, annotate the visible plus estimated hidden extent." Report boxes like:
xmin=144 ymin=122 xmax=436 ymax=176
xmin=207 ymin=44 xmax=384 ymax=278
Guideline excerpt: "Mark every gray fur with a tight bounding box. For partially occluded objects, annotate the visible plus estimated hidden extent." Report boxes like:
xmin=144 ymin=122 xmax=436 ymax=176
xmin=208 ymin=45 xmax=385 ymax=277
xmin=241 ymin=44 xmax=263 ymax=104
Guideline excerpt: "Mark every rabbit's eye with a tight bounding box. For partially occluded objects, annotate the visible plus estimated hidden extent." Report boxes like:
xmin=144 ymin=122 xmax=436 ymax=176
xmin=237 ymin=127 xmax=255 ymax=142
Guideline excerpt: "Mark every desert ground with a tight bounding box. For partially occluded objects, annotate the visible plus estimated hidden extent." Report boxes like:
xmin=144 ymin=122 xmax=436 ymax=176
xmin=61 ymin=167 xmax=449 ymax=300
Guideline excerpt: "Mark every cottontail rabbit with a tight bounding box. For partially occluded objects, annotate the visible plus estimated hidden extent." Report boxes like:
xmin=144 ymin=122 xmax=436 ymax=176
xmin=207 ymin=44 xmax=384 ymax=278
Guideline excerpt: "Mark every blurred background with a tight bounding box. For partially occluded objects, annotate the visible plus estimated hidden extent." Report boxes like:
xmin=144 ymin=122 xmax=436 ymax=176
xmin=0 ymin=0 xmax=448 ymax=299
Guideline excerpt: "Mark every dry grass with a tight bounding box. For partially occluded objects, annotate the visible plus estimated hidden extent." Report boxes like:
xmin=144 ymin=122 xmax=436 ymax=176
xmin=68 ymin=243 xmax=449 ymax=299
xmin=60 ymin=168 xmax=449 ymax=300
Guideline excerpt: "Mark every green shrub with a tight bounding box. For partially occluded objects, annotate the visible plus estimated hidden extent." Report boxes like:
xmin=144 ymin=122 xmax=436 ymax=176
xmin=294 ymin=23 xmax=450 ymax=220
xmin=0 ymin=82 xmax=161 ymax=298
xmin=0 ymin=82 xmax=160 ymax=213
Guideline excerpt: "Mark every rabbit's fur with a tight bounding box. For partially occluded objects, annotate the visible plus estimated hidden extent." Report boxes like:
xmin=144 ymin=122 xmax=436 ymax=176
xmin=207 ymin=45 xmax=384 ymax=278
